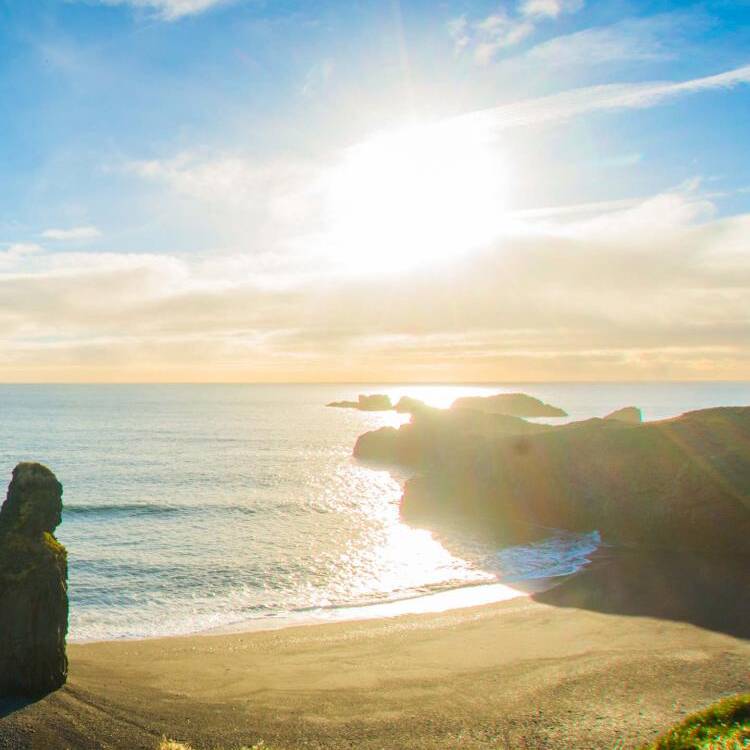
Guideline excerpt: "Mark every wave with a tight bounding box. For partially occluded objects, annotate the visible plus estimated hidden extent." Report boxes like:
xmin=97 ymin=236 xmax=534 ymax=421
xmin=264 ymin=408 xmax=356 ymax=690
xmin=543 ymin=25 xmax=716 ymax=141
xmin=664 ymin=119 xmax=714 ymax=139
xmin=65 ymin=503 xmax=184 ymax=518
xmin=64 ymin=500 xmax=328 ymax=520
xmin=64 ymin=503 xmax=264 ymax=518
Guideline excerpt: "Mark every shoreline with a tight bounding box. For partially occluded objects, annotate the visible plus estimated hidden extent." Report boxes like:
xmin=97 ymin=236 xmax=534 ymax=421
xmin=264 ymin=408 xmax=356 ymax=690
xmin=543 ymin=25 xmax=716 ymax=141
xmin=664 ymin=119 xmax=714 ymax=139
xmin=70 ymin=573 xmax=563 ymax=645
xmin=4 ymin=550 xmax=748 ymax=750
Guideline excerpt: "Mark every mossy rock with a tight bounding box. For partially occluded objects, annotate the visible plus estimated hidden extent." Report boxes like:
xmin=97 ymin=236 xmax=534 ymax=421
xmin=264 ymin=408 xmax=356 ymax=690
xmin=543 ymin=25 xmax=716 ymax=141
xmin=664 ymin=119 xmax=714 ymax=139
xmin=0 ymin=462 xmax=68 ymax=698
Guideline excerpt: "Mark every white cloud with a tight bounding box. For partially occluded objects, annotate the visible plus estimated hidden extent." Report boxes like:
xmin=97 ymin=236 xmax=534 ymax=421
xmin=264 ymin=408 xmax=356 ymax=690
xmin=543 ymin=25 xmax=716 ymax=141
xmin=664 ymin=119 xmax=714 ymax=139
xmin=0 ymin=243 xmax=42 ymax=270
xmin=447 ymin=16 xmax=470 ymax=53
xmin=522 ymin=15 xmax=676 ymax=67
xmin=451 ymin=0 xmax=585 ymax=63
xmin=520 ymin=0 xmax=584 ymax=19
xmin=95 ymin=0 xmax=229 ymax=21
xmin=41 ymin=226 xmax=102 ymax=241
xmin=126 ymin=151 xmax=323 ymax=257
xmin=463 ymin=63 xmax=750 ymax=131
xmin=474 ymin=13 xmax=535 ymax=64
xmin=1 ymin=184 xmax=749 ymax=381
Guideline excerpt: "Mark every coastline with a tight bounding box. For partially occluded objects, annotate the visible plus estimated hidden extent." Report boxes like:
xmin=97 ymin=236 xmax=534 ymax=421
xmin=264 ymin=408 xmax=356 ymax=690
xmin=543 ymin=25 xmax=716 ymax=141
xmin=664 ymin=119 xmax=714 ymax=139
xmin=4 ymin=551 xmax=748 ymax=750
xmin=67 ymin=576 xmax=552 ymax=644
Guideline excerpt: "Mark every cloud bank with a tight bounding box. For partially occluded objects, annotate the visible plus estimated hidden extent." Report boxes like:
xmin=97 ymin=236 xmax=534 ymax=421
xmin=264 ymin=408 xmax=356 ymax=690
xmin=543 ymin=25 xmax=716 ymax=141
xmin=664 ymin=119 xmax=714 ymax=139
xmin=1 ymin=183 xmax=748 ymax=381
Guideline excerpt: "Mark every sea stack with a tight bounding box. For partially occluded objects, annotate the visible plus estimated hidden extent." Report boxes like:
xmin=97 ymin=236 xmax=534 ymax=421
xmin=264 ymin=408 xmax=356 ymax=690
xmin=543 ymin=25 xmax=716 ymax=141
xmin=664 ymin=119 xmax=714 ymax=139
xmin=0 ymin=463 xmax=68 ymax=698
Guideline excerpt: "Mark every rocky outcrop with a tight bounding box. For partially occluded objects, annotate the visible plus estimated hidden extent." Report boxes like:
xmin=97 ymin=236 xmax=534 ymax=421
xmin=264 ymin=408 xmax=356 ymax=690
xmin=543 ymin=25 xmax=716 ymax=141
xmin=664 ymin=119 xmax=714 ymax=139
xmin=604 ymin=406 xmax=642 ymax=424
xmin=354 ymin=406 xmax=551 ymax=466
xmin=327 ymin=394 xmax=393 ymax=411
xmin=399 ymin=407 xmax=750 ymax=557
xmin=451 ymin=393 xmax=567 ymax=417
xmin=0 ymin=463 xmax=68 ymax=698
xmin=393 ymin=396 xmax=428 ymax=414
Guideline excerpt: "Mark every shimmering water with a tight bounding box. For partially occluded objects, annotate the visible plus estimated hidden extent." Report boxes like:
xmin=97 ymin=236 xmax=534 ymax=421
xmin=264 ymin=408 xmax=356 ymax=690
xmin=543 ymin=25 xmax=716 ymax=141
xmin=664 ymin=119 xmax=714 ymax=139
xmin=0 ymin=382 xmax=747 ymax=641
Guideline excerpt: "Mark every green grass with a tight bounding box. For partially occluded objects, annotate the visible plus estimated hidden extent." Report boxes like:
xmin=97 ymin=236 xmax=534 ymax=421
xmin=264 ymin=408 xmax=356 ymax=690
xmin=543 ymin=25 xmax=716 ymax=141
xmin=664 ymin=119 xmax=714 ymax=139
xmin=641 ymin=694 xmax=750 ymax=750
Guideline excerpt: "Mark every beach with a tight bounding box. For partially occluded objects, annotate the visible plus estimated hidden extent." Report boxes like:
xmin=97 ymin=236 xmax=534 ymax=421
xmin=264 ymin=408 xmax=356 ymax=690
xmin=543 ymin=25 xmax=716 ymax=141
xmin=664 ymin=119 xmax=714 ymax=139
xmin=3 ymin=554 xmax=749 ymax=750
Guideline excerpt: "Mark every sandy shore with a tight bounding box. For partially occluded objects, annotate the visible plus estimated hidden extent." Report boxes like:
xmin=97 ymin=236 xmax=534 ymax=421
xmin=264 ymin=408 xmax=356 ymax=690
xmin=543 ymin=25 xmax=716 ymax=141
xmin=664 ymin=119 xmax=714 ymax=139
xmin=1 ymin=553 xmax=748 ymax=750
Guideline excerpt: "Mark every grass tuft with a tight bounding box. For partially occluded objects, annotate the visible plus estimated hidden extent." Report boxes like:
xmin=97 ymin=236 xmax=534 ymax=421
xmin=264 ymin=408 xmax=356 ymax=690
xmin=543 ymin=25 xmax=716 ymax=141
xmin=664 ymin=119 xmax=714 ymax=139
xmin=641 ymin=693 xmax=750 ymax=750
xmin=158 ymin=739 xmax=270 ymax=750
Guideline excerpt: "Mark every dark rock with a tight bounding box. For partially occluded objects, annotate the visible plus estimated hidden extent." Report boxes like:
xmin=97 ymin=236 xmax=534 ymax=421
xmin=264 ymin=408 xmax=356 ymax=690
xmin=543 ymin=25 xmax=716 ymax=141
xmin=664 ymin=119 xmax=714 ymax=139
xmin=451 ymin=393 xmax=567 ymax=417
xmin=326 ymin=394 xmax=393 ymax=411
xmin=0 ymin=463 xmax=68 ymax=698
xmin=399 ymin=407 xmax=750 ymax=557
xmin=604 ymin=406 xmax=642 ymax=423
xmin=354 ymin=426 xmax=402 ymax=463
xmin=354 ymin=406 xmax=551 ymax=467
xmin=326 ymin=400 xmax=359 ymax=409
xmin=356 ymin=394 xmax=392 ymax=411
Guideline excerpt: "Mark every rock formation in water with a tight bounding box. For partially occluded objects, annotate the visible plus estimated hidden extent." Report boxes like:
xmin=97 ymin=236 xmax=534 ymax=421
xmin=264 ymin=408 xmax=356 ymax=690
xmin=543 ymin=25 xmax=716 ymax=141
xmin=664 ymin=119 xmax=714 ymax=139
xmin=604 ymin=406 xmax=642 ymax=423
xmin=327 ymin=394 xmax=393 ymax=411
xmin=354 ymin=403 xmax=550 ymax=466
xmin=0 ymin=463 xmax=68 ymax=698
xmin=398 ymin=407 xmax=750 ymax=557
xmin=451 ymin=393 xmax=568 ymax=417
xmin=393 ymin=396 xmax=428 ymax=414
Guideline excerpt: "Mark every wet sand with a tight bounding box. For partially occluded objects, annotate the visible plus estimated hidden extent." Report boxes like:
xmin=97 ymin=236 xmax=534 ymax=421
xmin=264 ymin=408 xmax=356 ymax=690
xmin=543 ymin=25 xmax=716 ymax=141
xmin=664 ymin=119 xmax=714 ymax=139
xmin=1 ymin=554 xmax=748 ymax=750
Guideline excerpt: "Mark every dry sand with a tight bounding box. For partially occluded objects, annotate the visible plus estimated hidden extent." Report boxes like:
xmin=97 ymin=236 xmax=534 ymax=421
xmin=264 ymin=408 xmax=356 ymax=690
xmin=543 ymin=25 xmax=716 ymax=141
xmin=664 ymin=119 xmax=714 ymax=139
xmin=1 ymin=554 xmax=748 ymax=750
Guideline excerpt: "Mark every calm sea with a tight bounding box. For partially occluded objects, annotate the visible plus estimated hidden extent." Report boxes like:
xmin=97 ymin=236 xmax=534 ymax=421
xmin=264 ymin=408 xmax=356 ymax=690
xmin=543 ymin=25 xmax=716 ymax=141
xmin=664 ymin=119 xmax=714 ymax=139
xmin=1 ymin=382 xmax=748 ymax=641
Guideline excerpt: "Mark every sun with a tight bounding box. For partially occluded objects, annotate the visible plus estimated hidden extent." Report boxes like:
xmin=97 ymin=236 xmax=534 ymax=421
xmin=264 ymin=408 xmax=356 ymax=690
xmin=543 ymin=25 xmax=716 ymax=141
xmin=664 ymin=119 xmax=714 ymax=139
xmin=320 ymin=119 xmax=508 ymax=272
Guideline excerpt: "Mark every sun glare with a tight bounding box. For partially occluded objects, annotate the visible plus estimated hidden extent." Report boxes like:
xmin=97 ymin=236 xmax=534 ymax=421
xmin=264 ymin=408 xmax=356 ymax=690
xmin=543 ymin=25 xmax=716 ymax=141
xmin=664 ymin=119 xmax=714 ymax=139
xmin=321 ymin=119 xmax=507 ymax=272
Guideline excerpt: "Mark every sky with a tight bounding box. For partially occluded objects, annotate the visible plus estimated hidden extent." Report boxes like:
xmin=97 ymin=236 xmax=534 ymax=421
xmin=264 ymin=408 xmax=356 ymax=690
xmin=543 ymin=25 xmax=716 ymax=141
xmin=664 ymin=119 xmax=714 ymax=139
xmin=0 ymin=0 xmax=749 ymax=382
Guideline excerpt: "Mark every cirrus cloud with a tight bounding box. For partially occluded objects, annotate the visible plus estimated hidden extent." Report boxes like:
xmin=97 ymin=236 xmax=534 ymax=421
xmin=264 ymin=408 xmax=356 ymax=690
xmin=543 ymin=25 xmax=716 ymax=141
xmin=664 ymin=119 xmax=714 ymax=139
xmin=41 ymin=226 xmax=102 ymax=241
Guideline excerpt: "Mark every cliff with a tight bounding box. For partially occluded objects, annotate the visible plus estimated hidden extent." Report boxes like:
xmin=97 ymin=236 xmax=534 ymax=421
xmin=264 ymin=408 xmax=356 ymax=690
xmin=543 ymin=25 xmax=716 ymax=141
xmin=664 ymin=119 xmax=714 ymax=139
xmin=0 ymin=463 xmax=68 ymax=698
xmin=398 ymin=407 xmax=750 ymax=556
xmin=354 ymin=405 xmax=551 ymax=467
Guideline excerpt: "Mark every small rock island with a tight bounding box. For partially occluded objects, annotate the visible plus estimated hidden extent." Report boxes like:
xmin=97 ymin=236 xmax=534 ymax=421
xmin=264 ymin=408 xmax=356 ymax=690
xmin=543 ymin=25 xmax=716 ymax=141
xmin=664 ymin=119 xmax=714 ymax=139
xmin=327 ymin=393 xmax=393 ymax=411
xmin=0 ymin=463 xmax=68 ymax=698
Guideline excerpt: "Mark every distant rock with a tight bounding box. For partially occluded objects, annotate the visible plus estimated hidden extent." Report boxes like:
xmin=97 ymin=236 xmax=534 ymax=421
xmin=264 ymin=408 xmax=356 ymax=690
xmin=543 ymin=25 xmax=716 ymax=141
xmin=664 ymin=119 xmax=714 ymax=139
xmin=604 ymin=406 xmax=642 ymax=424
xmin=393 ymin=396 xmax=428 ymax=414
xmin=0 ymin=463 xmax=68 ymax=698
xmin=451 ymin=393 xmax=567 ymax=418
xmin=326 ymin=400 xmax=360 ymax=409
xmin=327 ymin=394 xmax=393 ymax=411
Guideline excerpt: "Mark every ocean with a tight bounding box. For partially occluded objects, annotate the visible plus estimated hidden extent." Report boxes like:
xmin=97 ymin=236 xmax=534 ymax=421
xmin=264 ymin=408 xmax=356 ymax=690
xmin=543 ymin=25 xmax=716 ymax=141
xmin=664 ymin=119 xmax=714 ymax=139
xmin=1 ymin=382 xmax=748 ymax=641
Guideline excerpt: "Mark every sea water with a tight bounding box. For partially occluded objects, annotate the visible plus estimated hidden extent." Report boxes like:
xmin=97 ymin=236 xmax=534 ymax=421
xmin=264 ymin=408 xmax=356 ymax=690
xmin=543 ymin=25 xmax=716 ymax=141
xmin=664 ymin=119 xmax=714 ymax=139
xmin=0 ymin=382 xmax=747 ymax=641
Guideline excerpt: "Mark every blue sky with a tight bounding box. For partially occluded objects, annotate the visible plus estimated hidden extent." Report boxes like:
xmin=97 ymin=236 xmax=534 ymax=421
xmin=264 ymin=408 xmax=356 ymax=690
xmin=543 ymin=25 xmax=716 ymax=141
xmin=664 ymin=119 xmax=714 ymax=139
xmin=0 ymin=0 xmax=749 ymax=381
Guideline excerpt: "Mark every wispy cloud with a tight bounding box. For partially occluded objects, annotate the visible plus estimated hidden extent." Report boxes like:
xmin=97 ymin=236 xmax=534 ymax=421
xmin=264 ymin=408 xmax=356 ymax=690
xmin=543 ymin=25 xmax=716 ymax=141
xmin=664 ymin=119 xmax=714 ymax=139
xmin=520 ymin=0 xmax=584 ymax=19
xmin=521 ymin=14 xmax=681 ymax=68
xmin=41 ymin=226 xmax=102 ymax=241
xmin=450 ymin=0 xmax=585 ymax=63
xmin=94 ymin=0 xmax=230 ymax=21
xmin=466 ymin=63 xmax=750 ymax=131
xmin=301 ymin=60 xmax=335 ymax=98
